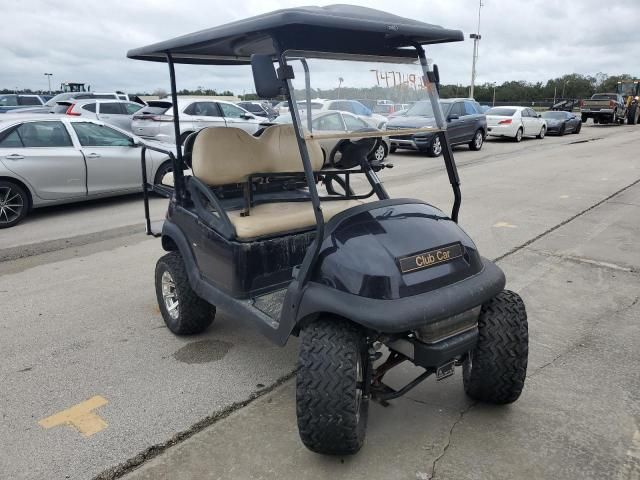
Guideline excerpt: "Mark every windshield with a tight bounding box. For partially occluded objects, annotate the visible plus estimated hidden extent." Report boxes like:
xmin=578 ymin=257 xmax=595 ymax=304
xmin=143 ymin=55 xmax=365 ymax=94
xmin=541 ymin=111 xmax=566 ymax=119
xmin=0 ymin=95 xmax=18 ymax=107
xmin=486 ymin=107 xmax=517 ymax=116
xmin=405 ymin=100 xmax=436 ymax=117
xmin=592 ymin=94 xmax=616 ymax=101
xmin=286 ymin=55 xmax=441 ymax=134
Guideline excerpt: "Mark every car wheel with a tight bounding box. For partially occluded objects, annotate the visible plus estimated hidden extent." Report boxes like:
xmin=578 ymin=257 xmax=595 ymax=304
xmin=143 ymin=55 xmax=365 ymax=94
xmin=389 ymin=146 xmax=397 ymax=154
xmin=558 ymin=124 xmax=566 ymax=136
xmin=368 ymin=142 xmax=387 ymax=162
xmin=154 ymin=161 xmax=174 ymax=186
xmin=581 ymin=114 xmax=588 ymax=123
xmin=426 ymin=135 xmax=443 ymax=157
xmin=574 ymin=122 xmax=582 ymax=134
xmin=514 ymin=128 xmax=523 ymax=142
xmin=179 ymin=131 xmax=193 ymax=145
xmin=468 ymin=129 xmax=484 ymax=151
xmin=0 ymin=181 xmax=29 ymax=229
xmin=536 ymin=125 xmax=546 ymax=139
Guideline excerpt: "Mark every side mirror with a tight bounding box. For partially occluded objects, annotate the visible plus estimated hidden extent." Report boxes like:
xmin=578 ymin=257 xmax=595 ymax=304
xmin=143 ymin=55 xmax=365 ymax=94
xmin=447 ymin=114 xmax=459 ymax=121
xmin=241 ymin=113 xmax=255 ymax=120
xmin=251 ymin=54 xmax=284 ymax=99
xmin=537 ymin=113 xmax=542 ymax=118
xmin=129 ymin=137 xmax=141 ymax=147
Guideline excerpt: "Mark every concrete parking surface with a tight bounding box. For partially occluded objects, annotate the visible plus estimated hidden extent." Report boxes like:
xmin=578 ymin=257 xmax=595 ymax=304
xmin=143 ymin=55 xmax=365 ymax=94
xmin=1 ymin=123 xmax=639 ymax=479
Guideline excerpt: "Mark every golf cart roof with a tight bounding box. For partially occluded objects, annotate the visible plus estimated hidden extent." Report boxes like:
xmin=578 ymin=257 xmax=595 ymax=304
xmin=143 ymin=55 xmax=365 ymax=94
xmin=127 ymin=4 xmax=464 ymax=65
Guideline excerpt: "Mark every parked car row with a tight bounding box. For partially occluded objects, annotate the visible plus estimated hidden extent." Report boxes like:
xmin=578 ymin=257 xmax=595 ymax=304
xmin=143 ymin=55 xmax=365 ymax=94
xmin=0 ymin=115 xmax=173 ymax=228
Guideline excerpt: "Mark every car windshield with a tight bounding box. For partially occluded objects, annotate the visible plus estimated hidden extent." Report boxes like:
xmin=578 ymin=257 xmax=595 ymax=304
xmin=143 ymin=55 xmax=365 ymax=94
xmin=592 ymin=94 xmax=617 ymax=101
xmin=0 ymin=95 xmax=18 ymax=106
xmin=541 ymin=111 xmax=567 ymax=119
xmin=405 ymin=101 xmax=436 ymax=117
xmin=486 ymin=107 xmax=517 ymax=116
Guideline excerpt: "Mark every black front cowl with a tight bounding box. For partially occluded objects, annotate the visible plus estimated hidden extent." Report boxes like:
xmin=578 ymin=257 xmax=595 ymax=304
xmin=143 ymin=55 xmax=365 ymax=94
xmin=312 ymin=200 xmax=483 ymax=300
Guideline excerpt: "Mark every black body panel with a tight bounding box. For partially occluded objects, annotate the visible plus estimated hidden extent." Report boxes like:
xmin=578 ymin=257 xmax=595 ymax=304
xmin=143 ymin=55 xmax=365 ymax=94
xmin=311 ymin=201 xmax=483 ymax=300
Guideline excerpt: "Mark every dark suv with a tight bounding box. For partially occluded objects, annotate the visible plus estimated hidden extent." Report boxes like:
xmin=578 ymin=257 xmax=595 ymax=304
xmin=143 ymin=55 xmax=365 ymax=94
xmin=386 ymin=98 xmax=487 ymax=156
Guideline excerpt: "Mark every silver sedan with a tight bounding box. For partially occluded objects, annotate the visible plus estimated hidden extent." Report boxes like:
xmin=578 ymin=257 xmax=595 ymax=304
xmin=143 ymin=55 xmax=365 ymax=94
xmin=0 ymin=115 xmax=174 ymax=227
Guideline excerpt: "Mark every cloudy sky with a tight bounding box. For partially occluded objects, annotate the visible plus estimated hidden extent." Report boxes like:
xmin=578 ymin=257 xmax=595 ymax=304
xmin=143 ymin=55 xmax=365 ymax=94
xmin=2 ymin=0 xmax=639 ymax=94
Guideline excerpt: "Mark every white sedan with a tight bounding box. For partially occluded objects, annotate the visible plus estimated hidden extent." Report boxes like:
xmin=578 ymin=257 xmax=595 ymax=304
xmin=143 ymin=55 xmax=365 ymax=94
xmin=486 ymin=106 xmax=547 ymax=142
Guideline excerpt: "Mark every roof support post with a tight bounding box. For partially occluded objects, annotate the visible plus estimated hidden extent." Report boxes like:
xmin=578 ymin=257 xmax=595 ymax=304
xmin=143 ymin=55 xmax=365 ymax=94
xmin=415 ymin=45 xmax=462 ymax=223
xmin=166 ymin=52 xmax=186 ymax=204
xmin=276 ymin=49 xmax=325 ymax=288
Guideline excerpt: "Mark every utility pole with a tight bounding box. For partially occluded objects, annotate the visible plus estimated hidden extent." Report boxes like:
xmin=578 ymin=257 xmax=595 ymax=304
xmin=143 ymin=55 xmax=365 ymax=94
xmin=44 ymin=73 xmax=53 ymax=94
xmin=492 ymin=82 xmax=496 ymax=106
xmin=469 ymin=0 xmax=483 ymax=99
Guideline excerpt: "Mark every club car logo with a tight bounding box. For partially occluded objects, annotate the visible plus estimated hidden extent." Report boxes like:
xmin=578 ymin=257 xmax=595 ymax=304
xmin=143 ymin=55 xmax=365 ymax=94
xmin=398 ymin=243 xmax=463 ymax=274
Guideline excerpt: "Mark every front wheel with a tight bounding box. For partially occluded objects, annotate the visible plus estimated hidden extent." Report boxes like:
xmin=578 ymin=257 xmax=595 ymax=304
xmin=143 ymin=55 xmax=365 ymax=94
xmin=463 ymin=290 xmax=528 ymax=404
xmin=425 ymin=134 xmax=443 ymax=157
xmin=296 ymin=318 xmax=370 ymax=455
xmin=368 ymin=142 xmax=387 ymax=163
xmin=558 ymin=124 xmax=566 ymax=136
xmin=536 ymin=125 xmax=546 ymax=139
xmin=469 ymin=129 xmax=484 ymax=150
xmin=0 ymin=181 xmax=29 ymax=229
xmin=573 ymin=122 xmax=582 ymax=134
xmin=155 ymin=252 xmax=216 ymax=335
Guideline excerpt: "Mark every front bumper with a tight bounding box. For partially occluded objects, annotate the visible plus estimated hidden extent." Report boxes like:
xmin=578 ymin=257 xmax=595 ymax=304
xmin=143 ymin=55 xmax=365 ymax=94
xmin=297 ymin=257 xmax=505 ymax=333
xmin=389 ymin=132 xmax=435 ymax=151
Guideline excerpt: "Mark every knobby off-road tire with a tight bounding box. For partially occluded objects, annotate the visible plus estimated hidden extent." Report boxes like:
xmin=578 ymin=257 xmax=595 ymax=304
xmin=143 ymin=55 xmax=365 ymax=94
xmin=296 ymin=318 xmax=370 ymax=455
xmin=463 ymin=290 xmax=528 ymax=404
xmin=155 ymin=252 xmax=215 ymax=335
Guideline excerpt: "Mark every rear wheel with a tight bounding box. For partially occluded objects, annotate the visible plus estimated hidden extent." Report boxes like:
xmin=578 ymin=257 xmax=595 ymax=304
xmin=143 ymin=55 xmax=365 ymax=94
xmin=0 ymin=181 xmax=29 ymax=229
xmin=536 ymin=125 xmax=546 ymax=139
xmin=297 ymin=318 xmax=370 ymax=455
xmin=153 ymin=161 xmax=173 ymax=186
xmin=581 ymin=114 xmax=587 ymax=123
xmin=469 ymin=129 xmax=484 ymax=150
xmin=155 ymin=252 xmax=215 ymax=335
xmin=425 ymin=135 xmax=443 ymax=157
xmin=514 ymin=128 xmax=523 ymax=142
xmin=463 ymin=290 xmax=528 ymax=404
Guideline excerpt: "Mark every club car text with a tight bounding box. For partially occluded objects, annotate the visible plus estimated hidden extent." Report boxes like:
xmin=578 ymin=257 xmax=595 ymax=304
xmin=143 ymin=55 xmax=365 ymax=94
xmin=398 ymin=243 xmax=463 ymax=273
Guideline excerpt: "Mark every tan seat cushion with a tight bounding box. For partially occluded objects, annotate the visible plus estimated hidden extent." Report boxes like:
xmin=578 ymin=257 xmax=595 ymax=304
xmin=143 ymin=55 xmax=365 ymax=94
xmin=191 ymin=125 xmax=324 ymax=186
xmin=227 ymin=199 xmax=362 ymax=240
xmin=161 ymin=169 xmax=193 ymax=187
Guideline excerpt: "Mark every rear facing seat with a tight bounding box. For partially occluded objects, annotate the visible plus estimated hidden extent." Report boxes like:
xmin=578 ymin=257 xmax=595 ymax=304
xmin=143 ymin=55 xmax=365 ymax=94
xmin=184 ymin=125 xmax=361 ymax=240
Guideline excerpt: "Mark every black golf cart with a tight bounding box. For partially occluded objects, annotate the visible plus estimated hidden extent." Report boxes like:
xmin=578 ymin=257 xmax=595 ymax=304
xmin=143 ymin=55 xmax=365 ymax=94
xmin=128 ymin=5 xmax=528 ymax=455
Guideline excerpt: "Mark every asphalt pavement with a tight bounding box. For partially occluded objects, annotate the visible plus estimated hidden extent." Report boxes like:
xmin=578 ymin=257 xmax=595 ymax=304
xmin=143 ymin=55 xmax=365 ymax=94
xmin=1 ymin=123 xmax=639 ymax=479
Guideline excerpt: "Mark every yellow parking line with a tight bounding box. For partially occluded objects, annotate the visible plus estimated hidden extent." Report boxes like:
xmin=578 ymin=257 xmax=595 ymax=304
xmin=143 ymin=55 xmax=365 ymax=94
xmin=38 ymin=395 xmax=108 ymax=437
xmin=493 ymin=221 xmax=517 ymax=228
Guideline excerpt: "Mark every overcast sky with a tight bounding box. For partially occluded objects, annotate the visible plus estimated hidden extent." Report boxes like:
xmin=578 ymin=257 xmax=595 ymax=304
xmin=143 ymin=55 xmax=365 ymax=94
xmin=2 ymin=0 xmax=639 ymax=94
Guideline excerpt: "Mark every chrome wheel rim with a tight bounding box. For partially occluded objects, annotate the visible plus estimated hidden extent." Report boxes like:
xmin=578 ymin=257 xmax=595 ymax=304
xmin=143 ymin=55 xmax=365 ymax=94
xmin=161 ymin=271 xmax=179 ymax=320
xmin=355 ymin=353 xmax=363 ymax=422
xmin=474 ymin=132 xmax=483 ymax=148
xmin=374 ymin=144 xmax=385 ymax=161
xmin=432 ymin=136 xmax=442 ymax=155
xmin=540 ymin=127 xmax=545 ymax=138
xmin=0 ymin=186 xmax=24 ymax=224
xmin=516 ymin=129 xmax=522 ymax=141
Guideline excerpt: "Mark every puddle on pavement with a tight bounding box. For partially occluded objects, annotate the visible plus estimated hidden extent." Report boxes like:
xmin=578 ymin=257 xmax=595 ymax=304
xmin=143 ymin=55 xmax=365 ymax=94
xmin=172 ymin=339 xmax=233 ymax=364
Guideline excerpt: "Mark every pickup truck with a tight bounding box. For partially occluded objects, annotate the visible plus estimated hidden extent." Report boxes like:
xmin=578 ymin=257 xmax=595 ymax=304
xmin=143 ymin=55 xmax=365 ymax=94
xmin=0 ymin=94 xmax=47 ymax=113
xmin=580 ymin=93 xmax=626 ymax=124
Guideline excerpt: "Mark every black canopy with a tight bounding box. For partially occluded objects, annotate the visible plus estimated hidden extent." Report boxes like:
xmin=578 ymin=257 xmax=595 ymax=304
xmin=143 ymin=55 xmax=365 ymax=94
xmin=127 ymin=4 xmax=464 ymax=65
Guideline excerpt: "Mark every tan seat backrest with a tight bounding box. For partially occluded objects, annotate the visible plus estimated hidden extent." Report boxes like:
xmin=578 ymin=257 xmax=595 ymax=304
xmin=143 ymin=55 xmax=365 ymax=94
xmin=191 ymin=124 xmax=324 ymax=186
